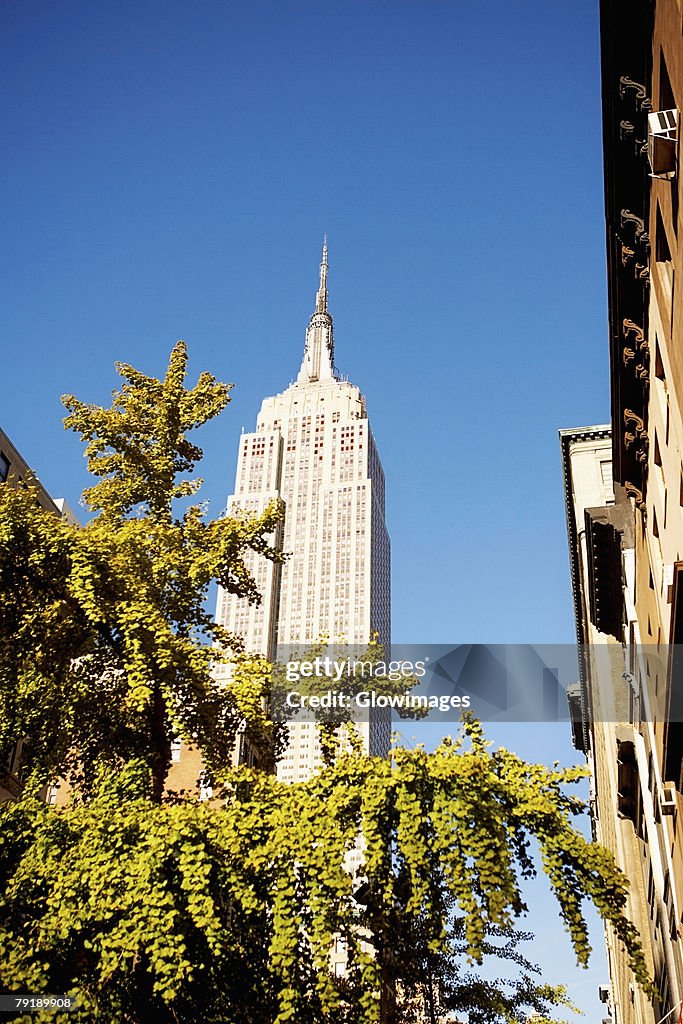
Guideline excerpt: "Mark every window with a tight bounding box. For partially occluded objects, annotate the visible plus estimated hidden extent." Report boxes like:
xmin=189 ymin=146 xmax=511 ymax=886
xmin=599 ymin=459 xmax=613 ymax=489
xmin=0 ymin=452 xmax=9 ymax=483
xmin=659 ymin=50 xmax=676 ymax=112
xmin=655 ymin=433 xmax=663 ymax=468
xmin=655 ymin=337 xmax=665 ymax=381
xmin=655 ymin=205 xmax=674 ymax=308
xmin=656 ymin=206 xmax=672 ymax=264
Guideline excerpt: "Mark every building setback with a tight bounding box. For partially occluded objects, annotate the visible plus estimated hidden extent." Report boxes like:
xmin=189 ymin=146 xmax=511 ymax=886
xmin=214 ymin=241 xmax=391 ymax=782
xmin=563 ymin=1 xmax=683 ymax=1019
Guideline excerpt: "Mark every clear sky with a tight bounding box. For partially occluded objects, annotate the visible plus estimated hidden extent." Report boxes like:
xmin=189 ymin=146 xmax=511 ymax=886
xmin=2 ymin=0 xmax=611 ymax=1016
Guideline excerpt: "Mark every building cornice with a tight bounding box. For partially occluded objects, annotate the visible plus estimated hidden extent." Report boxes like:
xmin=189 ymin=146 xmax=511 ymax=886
xmin=600 ymin=0 xmax=653 ymax=502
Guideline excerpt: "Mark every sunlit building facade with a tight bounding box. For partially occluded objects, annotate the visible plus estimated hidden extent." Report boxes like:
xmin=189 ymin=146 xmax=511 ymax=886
xmin=561 ymin=426 xmax=656 ymax=1024
xmin=563 ymin=1 xmax=683 ymax=1019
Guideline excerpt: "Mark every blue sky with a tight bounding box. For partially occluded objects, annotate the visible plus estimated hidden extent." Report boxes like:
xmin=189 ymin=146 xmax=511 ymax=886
xmin=2 ymin=0 xmax=611 ymax=1013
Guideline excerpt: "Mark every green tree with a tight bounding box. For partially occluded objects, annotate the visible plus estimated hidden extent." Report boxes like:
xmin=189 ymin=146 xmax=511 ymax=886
xmin=435 ymin=919 xmax=577 ymax=1024
xmin=0 ymin=728 xmax=650 ymax=1023
xmin=0 ymin=346 xmax=652 ymax=1023
xmin=389 ymin=893 xmax=577 ymax=1023
xmin=0 ymin=342 xmax=284 ymax=799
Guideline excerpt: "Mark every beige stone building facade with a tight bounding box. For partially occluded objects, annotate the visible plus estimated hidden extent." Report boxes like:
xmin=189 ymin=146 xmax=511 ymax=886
xmin=563 ymin=1 xmax=683 ymax=1019
xmin=561 ymin=426 xmax=656 ymax=1024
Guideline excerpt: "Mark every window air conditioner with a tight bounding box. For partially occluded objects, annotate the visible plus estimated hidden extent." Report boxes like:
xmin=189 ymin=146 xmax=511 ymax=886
xmin=661 ymin=780 xmax=677 ymax=815
xmin=648 ymin=109 xmax=678 ymax=177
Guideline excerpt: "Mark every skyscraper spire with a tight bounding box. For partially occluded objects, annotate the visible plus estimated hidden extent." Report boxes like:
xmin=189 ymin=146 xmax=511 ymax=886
xmin=216 ymin=237 xmax=390 ymax=785
xmin=298 ymin=237 xmax=335 ymax=383
xmin=316 ymin=236 xmax=328 ymax=313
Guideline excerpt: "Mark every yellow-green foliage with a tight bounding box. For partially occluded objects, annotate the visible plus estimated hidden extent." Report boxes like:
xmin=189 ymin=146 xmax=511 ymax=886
xmin=0 ymin=726 xmax=648 ymax=1023
xmin=0 ymin=343 xmax=284 ymax=797
xmin=0 ymin=346 xmax=652 ymax=1022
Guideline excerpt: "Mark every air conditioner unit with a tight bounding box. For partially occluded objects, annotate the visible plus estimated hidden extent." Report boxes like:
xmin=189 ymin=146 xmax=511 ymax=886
xmin=648 ymin=109 xmax=678 ymax=177
xmin=598 ymin=984 xmax=610 ymax=1004
xmin=662 ymin=780 xmax=677 ymax=815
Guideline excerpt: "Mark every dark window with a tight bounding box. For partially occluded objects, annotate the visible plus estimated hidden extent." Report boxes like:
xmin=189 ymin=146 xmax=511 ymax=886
xmin=0 ymin=452 xmax=9 ymax=483
xmin=659 ymin=50 xmax=676 ymax=112
xmin=655 ymin=337 xmax=665 ymax=380
xmin=656 ymin=206 xmax=672 ymax=265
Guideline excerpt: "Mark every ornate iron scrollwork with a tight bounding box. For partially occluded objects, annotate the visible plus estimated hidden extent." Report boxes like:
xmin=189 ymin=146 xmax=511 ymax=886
xmin=623 ymin=319 xmax=645 ymax=345
xmin=624 ymin=409 xmax=646 ymax=435
xmin=625 ymin=481 xmax=647 ymax=513
xmin=619 ymin=214 xmax=650 ymax=279
xmin=621 ymin=245 xmax=650 ymax=281
xmin=622 ymin=350 xmax=649 ymax=380
xmin=621 ymin=210 xmax=650 ymax=246
xmin=623 ymin=409 xmax=649 ymax=462
xmin=621 ymin=243 xmax=636 ymax=266
xmin=619 ymin=76 xmax=653 ymax=111
xmin=621 ymin=321 xmax=649 ymax=380
xmin=618 ymin=119 xmax=648 ymax=156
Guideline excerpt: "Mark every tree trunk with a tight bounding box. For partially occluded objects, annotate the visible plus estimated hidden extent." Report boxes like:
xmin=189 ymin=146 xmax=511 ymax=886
xmin=150 ymin=682 xmax=171 ymax=802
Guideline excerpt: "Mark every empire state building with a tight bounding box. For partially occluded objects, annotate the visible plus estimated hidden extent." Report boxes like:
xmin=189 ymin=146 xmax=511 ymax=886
xmin=216 ymin=242 xmax=391 ymax=780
